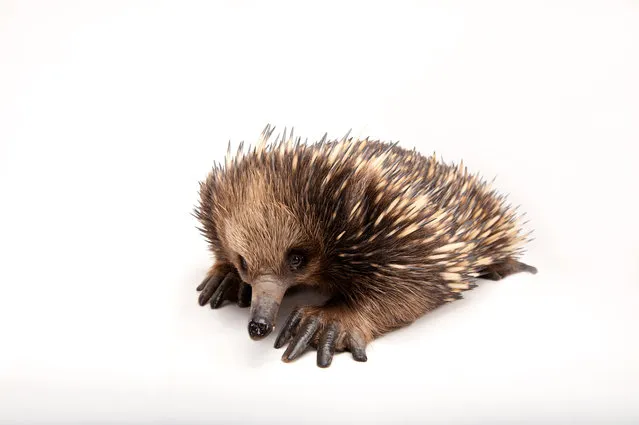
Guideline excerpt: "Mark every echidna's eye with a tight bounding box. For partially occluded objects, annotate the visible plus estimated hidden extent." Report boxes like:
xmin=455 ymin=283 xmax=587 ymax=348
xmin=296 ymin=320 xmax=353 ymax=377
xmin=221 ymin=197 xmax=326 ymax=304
xmin=287 ymin=253 xmax=306 ymax=271
xmin=238 ymin=255 xmax=248 ymax=272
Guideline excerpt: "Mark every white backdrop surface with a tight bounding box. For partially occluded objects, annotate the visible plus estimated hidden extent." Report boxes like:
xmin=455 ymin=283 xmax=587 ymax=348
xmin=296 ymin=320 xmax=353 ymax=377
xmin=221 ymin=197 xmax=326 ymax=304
xmin=1 ymin=1 xmax=638 ymax=424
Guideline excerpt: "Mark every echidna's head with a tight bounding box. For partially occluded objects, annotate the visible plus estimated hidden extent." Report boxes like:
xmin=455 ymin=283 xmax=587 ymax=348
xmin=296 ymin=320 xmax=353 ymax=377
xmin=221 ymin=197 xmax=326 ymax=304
xmin=224 ymin=200 xmax=325 ymax=335
xmin=197 ymin=168 xmax=326 ymax=340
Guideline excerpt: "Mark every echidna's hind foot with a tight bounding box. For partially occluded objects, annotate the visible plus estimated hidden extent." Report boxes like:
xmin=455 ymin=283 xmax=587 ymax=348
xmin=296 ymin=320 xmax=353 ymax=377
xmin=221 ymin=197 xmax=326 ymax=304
xmin=478 ymin=258 xmax=538 ymax=281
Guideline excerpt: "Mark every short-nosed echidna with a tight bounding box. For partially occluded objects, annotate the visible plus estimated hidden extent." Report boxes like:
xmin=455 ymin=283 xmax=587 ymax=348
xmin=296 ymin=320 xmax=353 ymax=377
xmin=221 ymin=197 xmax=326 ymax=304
xmin=194 ymin=125 xmax=537 ymax=368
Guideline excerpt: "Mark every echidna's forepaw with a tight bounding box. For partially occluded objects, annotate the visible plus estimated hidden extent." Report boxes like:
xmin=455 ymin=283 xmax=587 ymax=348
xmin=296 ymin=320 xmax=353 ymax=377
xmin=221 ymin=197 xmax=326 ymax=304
xmin=275 ymin=306 xmax=369 ymax=368
xmin=196 ymin=263 xmax=251 ymax=309
xmin=236 ymin=281 xmax=252 ymax=307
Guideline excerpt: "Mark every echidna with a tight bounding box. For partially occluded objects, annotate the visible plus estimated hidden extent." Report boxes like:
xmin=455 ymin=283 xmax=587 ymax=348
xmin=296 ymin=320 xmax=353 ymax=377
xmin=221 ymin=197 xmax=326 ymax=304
xmin=194 ymin=124 xmax=537 ymax=368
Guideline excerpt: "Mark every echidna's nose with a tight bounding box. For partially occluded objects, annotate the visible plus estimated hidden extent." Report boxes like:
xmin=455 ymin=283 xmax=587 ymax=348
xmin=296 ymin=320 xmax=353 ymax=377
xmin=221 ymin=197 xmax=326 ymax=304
xmin=248 ymin=318 xmax=273 ymax=340
xmin=248 ymin=275 xmax=288 ymax=341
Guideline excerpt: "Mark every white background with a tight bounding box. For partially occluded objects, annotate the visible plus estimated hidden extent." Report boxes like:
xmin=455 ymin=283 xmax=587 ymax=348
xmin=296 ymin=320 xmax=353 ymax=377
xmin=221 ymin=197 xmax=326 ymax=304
xmin=1 ymin=1 xmax=638 ymax=424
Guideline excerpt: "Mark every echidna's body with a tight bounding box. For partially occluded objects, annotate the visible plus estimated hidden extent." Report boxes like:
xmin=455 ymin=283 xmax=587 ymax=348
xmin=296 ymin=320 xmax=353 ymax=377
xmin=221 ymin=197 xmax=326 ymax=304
xmin=195 ymin=125 xmax=536 ymax=367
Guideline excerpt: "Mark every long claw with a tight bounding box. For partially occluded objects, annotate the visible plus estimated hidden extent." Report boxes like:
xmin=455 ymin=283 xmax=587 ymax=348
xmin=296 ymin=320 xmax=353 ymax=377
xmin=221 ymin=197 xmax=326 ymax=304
xmin=210 ymin=274 xmax=236 ymax=309
xmin=282 ymin=317 xmax=320 ymax=362
xmin=274 ymin=308 xmax=303 ymax=349
xmin=196 ymin=275 xmax=209 ymax=291
xmin=198 ymin=274 xmax=223 ymax=306
xmin=347 ymin=334 xmax=368 ymax=362
xmin=317 ymin=323 xmax=339 ymax=368
xmin=237 ymin=282 xmax=252 ymax=308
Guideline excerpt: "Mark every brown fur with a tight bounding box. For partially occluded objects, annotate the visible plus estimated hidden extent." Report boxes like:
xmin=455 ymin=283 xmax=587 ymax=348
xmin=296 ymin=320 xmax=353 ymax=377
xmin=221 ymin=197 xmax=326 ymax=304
xmin=194 ymin=125 xmax=536 ymax=351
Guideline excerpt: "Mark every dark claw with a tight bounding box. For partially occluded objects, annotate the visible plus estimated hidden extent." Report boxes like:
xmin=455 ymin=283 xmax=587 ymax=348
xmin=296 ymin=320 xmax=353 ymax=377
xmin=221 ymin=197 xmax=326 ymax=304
xmin=282 ymin=317 xmax=320 ymax=362
xmin=237 ymin=282 xmax=252 ymax=308
xmin=210 ymin=274 xmax=236 ymax=309
xmin=274 ymin=308 xmax=303 ymax=349
xmin=196 ymin=275 xmax=209 ymax=291
xmin=198 ymin=274 xmax=224 ymax=306
xmin=351 ymin=348 xmax=367 ymax=362
xmin=317 ymin=323 xmax=339 ymax=368
xmin=347 ymin=335 xmax=368 ymax=362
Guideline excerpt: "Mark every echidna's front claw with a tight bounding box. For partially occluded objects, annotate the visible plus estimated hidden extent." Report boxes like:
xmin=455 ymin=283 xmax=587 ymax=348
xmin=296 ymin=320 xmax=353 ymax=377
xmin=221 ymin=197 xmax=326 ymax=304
xmin=273 ymin=308 xmax=303 ymax=349
xmin=281 ymin=315 xmax=320 ymax=363
xmin=317 ymin=323 xmax=339 ymax=367
xmin=197 ymin=273 xmax=225 ymax=306
xmin=237 ymin=281 xmax=252 ymax=307
xmin=275 ymin=306 xmax=368 ymax=368
xmin=209 ymin=273 xmax=241 ymax=309
xmin=196 ymin=264 xmax=251 ymax=309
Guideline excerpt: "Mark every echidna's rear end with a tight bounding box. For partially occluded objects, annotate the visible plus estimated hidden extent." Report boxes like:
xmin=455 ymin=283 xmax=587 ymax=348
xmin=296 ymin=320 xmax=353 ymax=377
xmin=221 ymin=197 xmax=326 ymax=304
xmin=413 ymin=153 xmax=537 ymax=300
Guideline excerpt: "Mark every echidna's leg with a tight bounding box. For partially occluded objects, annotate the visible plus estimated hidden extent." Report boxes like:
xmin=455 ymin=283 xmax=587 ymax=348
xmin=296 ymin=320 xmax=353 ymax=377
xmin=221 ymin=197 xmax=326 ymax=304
xmin=478 ymin=258 xmax=538 ymax=281
xmin=196 ymin=261 xmax=251 ymax=308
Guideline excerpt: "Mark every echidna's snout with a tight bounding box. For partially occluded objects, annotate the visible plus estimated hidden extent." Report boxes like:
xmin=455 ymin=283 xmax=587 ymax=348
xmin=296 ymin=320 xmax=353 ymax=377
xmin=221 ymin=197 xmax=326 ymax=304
xmin=248 ymin=275 xmax=288 ymax=340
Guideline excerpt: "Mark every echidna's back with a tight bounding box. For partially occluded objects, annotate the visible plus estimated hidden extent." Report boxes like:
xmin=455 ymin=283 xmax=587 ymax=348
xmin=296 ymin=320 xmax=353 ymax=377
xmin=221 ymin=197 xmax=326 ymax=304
xmin=344 ymin=138 xmax=530 ymax=268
